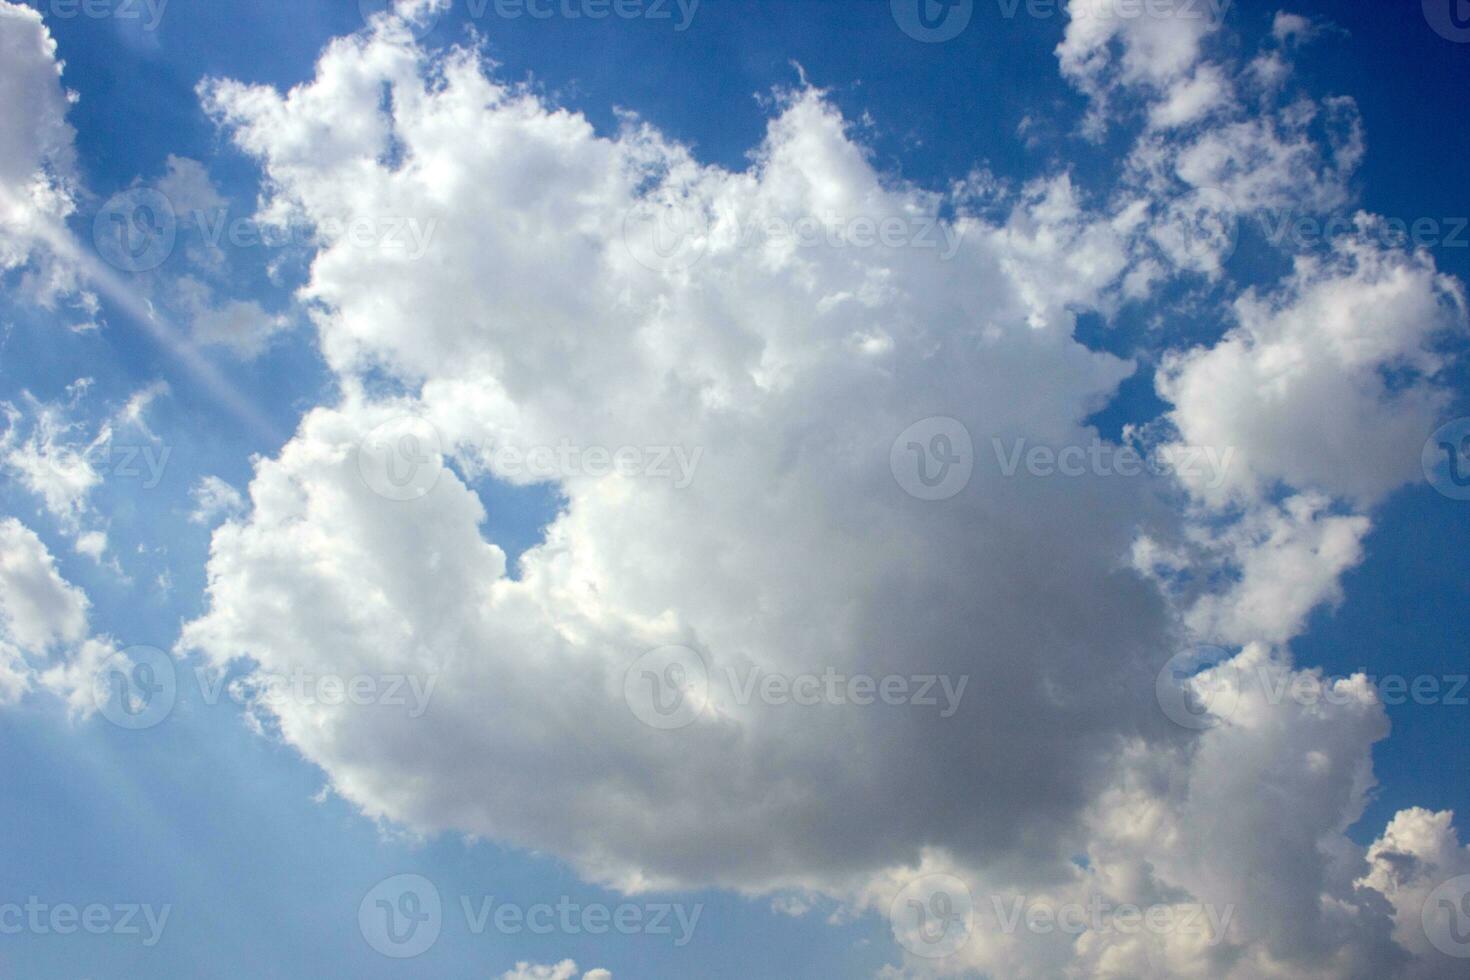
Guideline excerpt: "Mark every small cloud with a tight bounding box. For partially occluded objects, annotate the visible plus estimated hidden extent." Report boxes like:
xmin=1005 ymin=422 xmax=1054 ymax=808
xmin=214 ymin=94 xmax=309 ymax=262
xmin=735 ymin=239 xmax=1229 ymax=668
xmin=155 ymin=155 xmax=226 ymax=217
xmin=171 ymin=276 xmax=290 ymax=360
xmin=74 ymin=529 xmax=107 ymax=561
xmin=188 ymin=475 xmax=245 ymax=526
xmin=498 ymin=963 xmax=609 ymax=980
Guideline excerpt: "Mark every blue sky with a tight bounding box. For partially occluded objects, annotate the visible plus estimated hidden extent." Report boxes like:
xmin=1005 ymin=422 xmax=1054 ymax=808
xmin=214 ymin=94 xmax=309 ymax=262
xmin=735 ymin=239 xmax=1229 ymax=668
xmin=2 ymin=1 xmax=1470 ymax=977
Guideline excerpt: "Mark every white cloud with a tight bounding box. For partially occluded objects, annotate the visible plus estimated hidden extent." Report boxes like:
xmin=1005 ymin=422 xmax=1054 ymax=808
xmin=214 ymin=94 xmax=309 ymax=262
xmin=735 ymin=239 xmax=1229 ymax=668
xmin=1359 ymin=808 xmax=1470 ymax=978
xmin=1 ymin=391 xmax=106 ymax=532
xmin=0 ymin=516 xmax=88 ymax=654
xmin=188 ymin=475 xmax=245 ymax=526
xmin=498 ymin=963 xmax=609 ymax=980
xmin=0 ymin=0 xmax=91 ymax=314
xmin=154 ymin=154 xmax=226 ymax=216
xmin=1 ymin=380 xmax=171 ymax=550
xmin=1272 ymin=12 xmax=1323 ymax=47
xmin=1148 ymin=64 xmax=1230 ymax=130
xmin=172 ymin=275 xmax=290 ymax=358
xmin=1145 ymin=494 xmax=1373 ymax=648
xmin=74 ymin=528 xmax=108 ymax=561
xmin=0 ymin=516 xmax=117 ymax=712
xmin=1057 ymin=0 xmax=1226 ymax=136
xmin=1158 ymin=236 xmax=1464 ymax=509
xmin=161 ymin=8 xmax=1470 ymax=978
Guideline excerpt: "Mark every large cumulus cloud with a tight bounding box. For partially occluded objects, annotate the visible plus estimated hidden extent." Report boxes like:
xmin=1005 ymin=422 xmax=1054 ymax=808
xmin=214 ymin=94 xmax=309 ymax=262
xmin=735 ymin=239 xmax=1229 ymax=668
xmin=171 ymin=6 xmax=1467 ymax=977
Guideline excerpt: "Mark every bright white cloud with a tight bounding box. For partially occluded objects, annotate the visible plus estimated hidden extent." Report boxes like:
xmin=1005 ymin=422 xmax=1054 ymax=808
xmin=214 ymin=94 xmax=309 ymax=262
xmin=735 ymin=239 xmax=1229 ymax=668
xmin=1158 ymin=237 xmax=1464 ymax=509
xmin=1 ymin=380 xmax=171 ymax=554
xmin=498 ymin=962 xmax=610 ymax=980
xmin=0 ymin=516 xmax=118 ymax=713
xmin=1360 ymin=808 xmax=1470 ymax=978
xmin=0 ymin=0 xmax=92 ymax=315
xmin=0 ymin=516 xmax=88 ymax=654
xmin=188 ymin=475 xmax=245 ymax=526
xmin=146 ymin=7 xmax=1470 ymax=979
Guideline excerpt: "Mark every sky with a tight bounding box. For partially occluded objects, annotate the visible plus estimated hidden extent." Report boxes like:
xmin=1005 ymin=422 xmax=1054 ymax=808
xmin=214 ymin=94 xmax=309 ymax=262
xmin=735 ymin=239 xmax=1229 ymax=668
xmin=0 ymin=0 xmax=1469 ymax=977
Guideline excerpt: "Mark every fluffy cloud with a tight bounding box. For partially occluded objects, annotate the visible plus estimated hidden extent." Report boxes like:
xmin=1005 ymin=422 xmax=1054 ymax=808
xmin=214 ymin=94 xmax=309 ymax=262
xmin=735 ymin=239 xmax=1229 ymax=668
xmin=0 ymin=516 xmax=116 ymax=712
xmin=1057 ymin=0 xmax=1227 ymax=136
xmin=188 ymin=475 xmax=245 ymax=526
xmin=1 ymin=379 xmax=170 ymax=555
xmin=498 ymin=963 xmax=610 ymax=980
xmin=186 ymin=27 xmax=1170 ymax=897
xmin=1158 ymin=237 xmax=1464 ymax=509
xmin=171 ymin=275 xmax=290 ymax=358
xmin=1360 ymin=808 xmax=1470 ymax=978
xmin=170 ymin=8 xmax=1467 ymax=979
xmin=0 ymin=0 xmax=92 ymax=314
